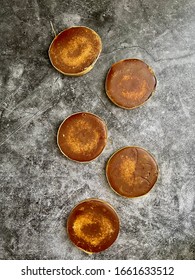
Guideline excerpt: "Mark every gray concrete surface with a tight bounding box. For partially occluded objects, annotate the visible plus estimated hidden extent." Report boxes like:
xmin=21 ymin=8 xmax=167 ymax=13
xmin=0 ymin=0 xmax=195 ymax=259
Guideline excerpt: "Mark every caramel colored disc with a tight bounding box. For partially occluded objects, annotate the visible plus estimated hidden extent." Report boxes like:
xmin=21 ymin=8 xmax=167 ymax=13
xmin=105 ymin=59 xmax=157 ymax=109
xmin=57 ymin=112 xmax=107 ymax=162
xmin=49 ymin=26 xmax=102 ymax=76
xmin=106 ymin=147 xmax=158 ymax=198
xmin=67 ymin=199 xmax=120 ymax=253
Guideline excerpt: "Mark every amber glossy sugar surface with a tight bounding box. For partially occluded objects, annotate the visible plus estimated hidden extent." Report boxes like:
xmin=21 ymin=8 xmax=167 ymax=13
xmin=67 ymin=199 xmax=120 ymax=253
xmin=57 ymin=112 xmax=107 ymax=162
xmin=49 ymin=26 xmax=102 ymax=75
xmin=106 ymin=59 xmax=156 ymax=109
xmin=106 ymin=147 xmax=158 ymax=198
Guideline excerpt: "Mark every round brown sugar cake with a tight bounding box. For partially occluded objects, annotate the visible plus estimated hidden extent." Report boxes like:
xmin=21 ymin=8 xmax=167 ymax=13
xmin=106 ymin=147 xmax=158 ymax=198
xmin=49 ymin=26 xmax=102 ymax=76
xmin=105 ymin=59 xmax=157 ymax=109
xmin=57 ymin=112 xmax=107 ymax=162
xmin=67 ymin=199 xmax=120 ymax=253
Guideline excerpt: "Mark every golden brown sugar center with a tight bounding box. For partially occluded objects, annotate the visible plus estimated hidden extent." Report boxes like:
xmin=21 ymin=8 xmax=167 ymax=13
xmin=73 ymin=212 xmax=114 ymax=247
xmin=119 ymin=156 xmax=136 ymax=185
xmin=63 ymin=119 xmax=100 ymax=154
xmin=60 ymin=36 xmax=94 ymax=67
xmin=107 ymin=147 xmax=158 ymax=197
xmin=120 ymin=75 xmax=148 ymax=100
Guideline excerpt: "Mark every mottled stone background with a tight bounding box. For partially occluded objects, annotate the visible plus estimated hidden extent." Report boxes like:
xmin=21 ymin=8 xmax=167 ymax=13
xmin=0 ymin=0 xmax=195 ymax=260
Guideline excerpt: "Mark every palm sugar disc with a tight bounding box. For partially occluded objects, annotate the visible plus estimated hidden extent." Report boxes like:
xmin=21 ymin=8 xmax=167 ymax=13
xmin=57 ymin=112 xmax=107 ymax=162
xmin=49 ymin=26 xmax=102 ymax=76
xmin=105 ymin=59 xmax=157 ymax=109
xmin=67 ymin=199 xmax=120 ymax=254
xmin=106 ymin=146 xmax=159 ymax=198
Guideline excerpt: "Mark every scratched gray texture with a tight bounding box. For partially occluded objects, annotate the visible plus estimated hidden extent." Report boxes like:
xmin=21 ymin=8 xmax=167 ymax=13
xmin=0 ymin=0 xmax=195 ymax=260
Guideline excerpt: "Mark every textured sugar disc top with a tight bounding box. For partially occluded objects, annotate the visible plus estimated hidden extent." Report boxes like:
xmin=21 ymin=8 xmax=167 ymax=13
xmin=57 ymin=112 xmax=107 ymax=162
xmin=106 ymin=147 xmax=159 ymax=198
xmin=105 ymin=59 xmax=157 ymax=109
xmin=67 ymin=199 xmax=120 ymax=253
xmin=49 ymin=26 xmax=102 ymax=76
